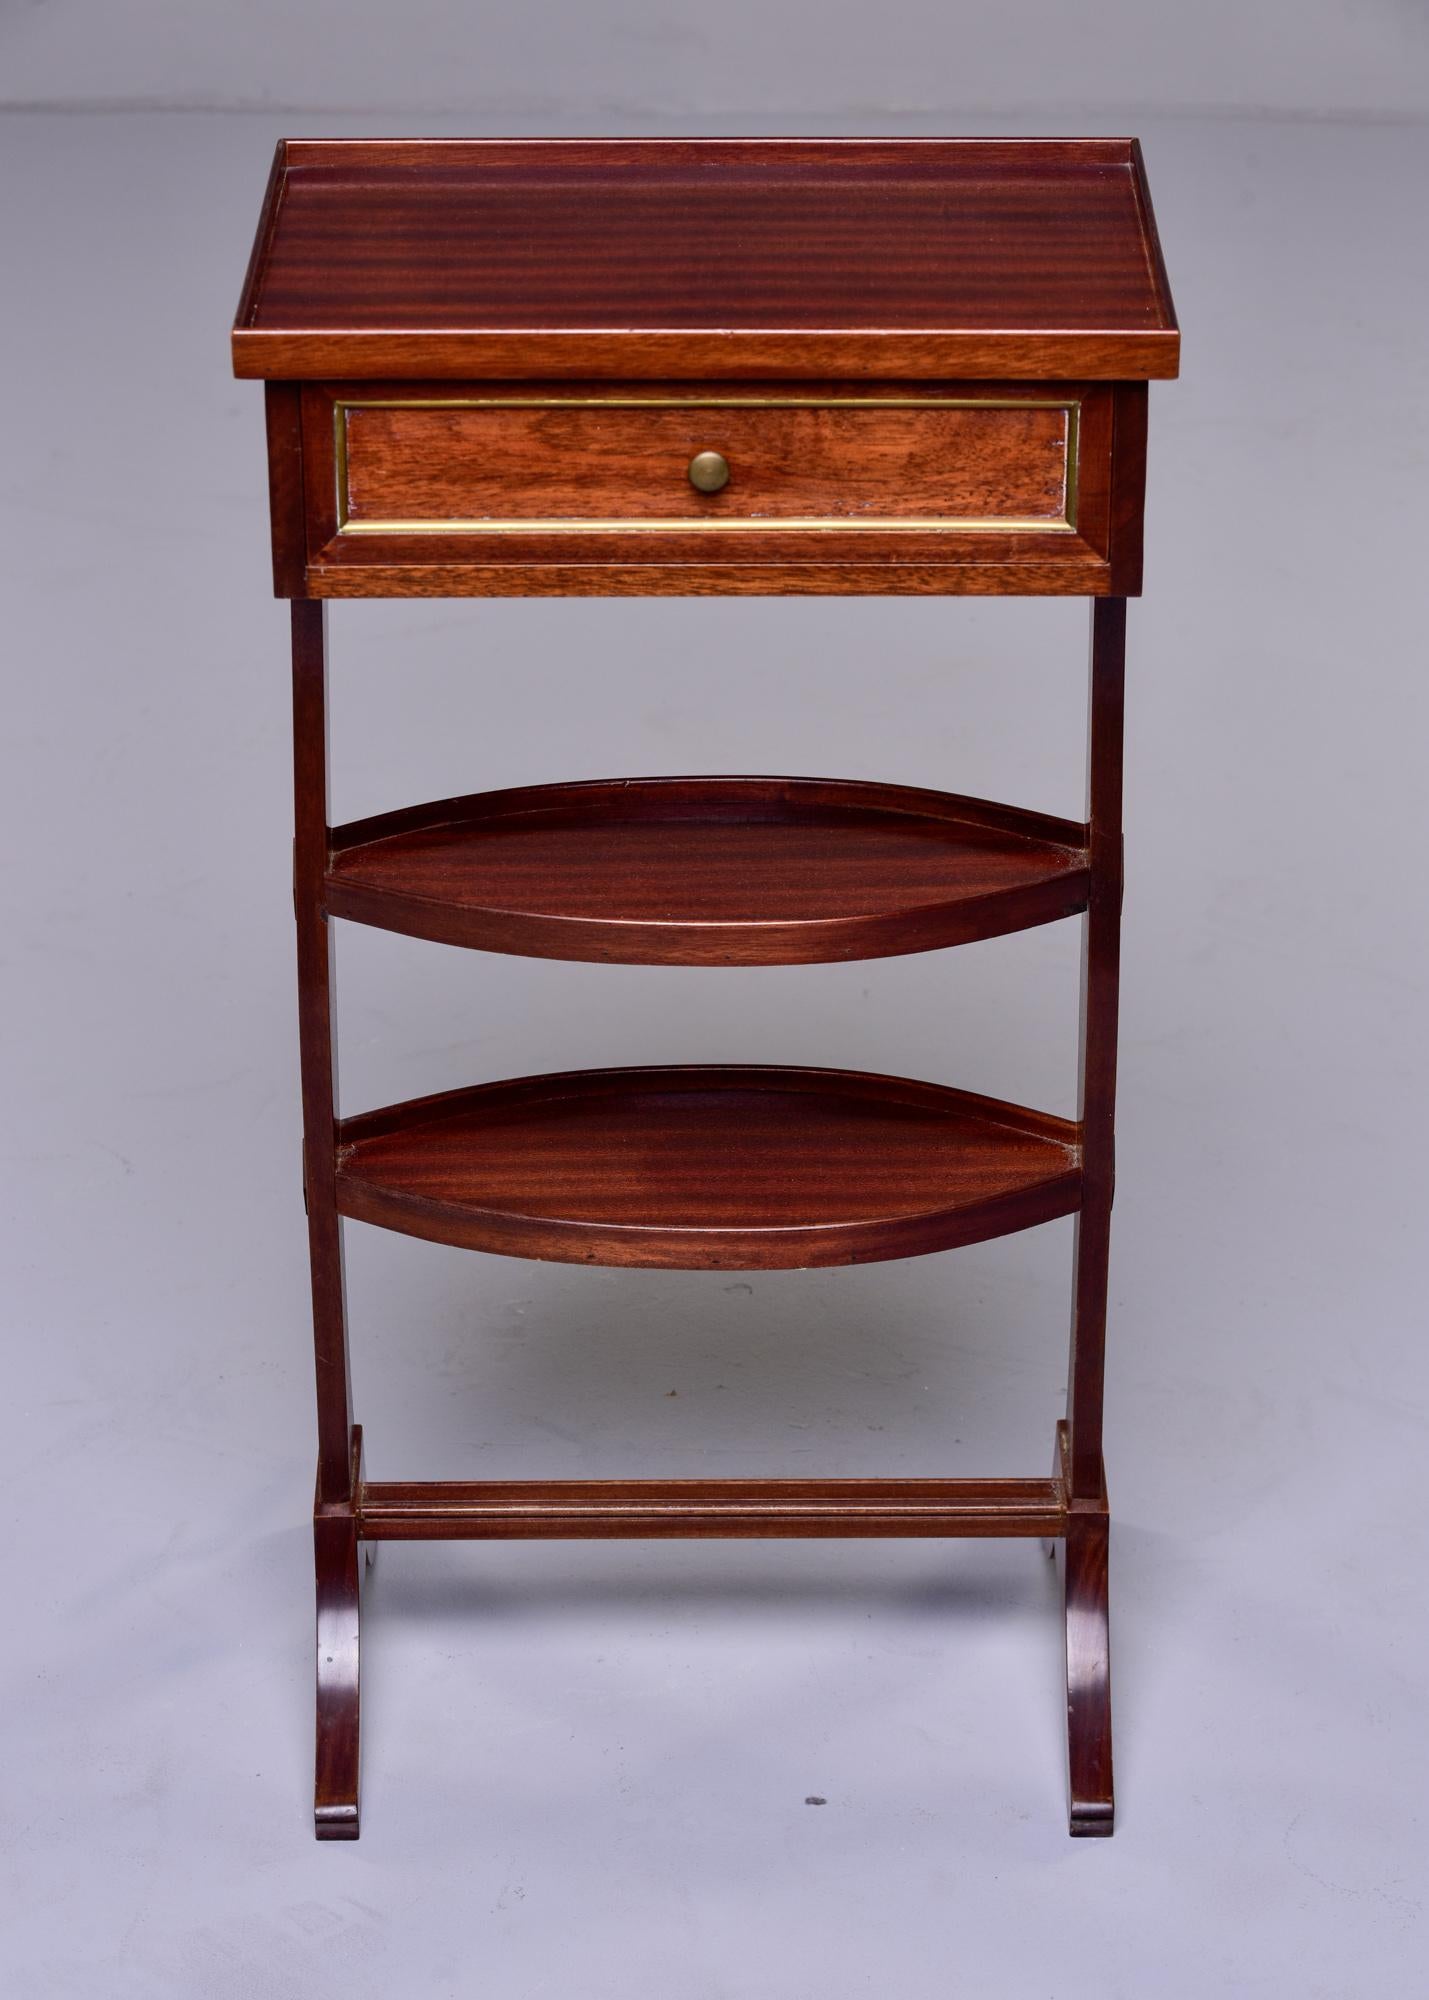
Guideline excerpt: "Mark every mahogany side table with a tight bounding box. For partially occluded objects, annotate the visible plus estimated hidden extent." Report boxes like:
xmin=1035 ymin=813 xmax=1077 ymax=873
xmin=231 ymin=137 xmax=1179 ymax=1839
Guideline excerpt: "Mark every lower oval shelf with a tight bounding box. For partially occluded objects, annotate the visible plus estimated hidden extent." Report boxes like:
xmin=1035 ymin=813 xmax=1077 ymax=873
xmin=335 ymin=1065 xmax=1082 ymax=1270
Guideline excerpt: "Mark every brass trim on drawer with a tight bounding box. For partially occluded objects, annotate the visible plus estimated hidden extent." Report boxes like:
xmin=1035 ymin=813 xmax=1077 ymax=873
xmin=331 ymin=395 xmax=1082 ymax=537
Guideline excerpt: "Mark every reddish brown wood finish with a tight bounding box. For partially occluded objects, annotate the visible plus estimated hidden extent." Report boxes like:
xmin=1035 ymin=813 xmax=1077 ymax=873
xmin=1056 ymin=1423 xmax=1114 ymax=1835
xmin=335 ymin=1065 xmax=1081 ymax=1271
xmin=1056 ymin=607 xmax=1123 ymax=1839
xmin=264 ymin=384 xmax=306 ymax=597
xmin=339 ymin=393 xmax=1074 ymax=528
xmin=1106 ymin=383 xmax=1149 ymax=597
xmin=292 ymin=604 xmax=353 ymax=1505
xmin=233 ymin=138 xmax=1179 ymax=382
xmin=308 ymin=553 xmax=1117 ymax=600
xmin=230 ymin=137 xmax=1176 ymax=1841
xmin=1066 ymin=601 xmax=1125 ymax=1501
xmin=313 ymin=1426 xmax=364 ymax=1839
xmin=1065 ymin=1514 xmax=1114 ymax=1834
xmin=359 ymin=1473 xmax=1067 ymax=1541
xmin=326 ymin=776 xmax=1089 ymax=965
xmin=297 ymin=377 xmax=1127 ymax=599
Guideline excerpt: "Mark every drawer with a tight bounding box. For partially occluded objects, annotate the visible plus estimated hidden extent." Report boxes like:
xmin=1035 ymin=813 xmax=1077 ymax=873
xmin=334 ymin=392 xmax=1080 ymax=534
xmin=291 ymin=381 xmax=1137 ymax=597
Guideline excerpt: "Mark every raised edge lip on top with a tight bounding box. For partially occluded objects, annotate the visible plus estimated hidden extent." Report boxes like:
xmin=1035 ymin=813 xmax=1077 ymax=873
xmin=231 ymin=136 xmax=1180 ymax=382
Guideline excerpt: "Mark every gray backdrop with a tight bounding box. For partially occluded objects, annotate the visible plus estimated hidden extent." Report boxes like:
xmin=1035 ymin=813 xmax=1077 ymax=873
xmin=4 ymin=6 xmax=1427 ymax=1996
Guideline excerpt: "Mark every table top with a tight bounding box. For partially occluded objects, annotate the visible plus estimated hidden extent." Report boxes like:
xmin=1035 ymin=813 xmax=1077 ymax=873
xmin=232 ymin=138 xmax=1178 ymax=382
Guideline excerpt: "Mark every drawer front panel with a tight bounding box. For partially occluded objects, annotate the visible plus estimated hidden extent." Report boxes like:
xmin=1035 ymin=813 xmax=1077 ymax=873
xmin=333 ymin=392 xmax=1080 ymax=535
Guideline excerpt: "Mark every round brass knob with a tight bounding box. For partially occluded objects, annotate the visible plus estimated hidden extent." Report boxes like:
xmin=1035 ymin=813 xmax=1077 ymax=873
xmin=687 ymin=449 xmax=730 ymax=494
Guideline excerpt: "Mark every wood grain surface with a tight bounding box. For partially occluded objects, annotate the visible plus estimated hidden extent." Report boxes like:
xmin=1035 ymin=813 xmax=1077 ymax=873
xmin=334 ymin=1064 xmax=1082 ymax=1270
xmin=227 ymin=131 xmax=1179 ymax=1838
xmin=303 ymin=555 xmax=1115 ymax=598
xmin=295 ymin=378 xmax=1124 ymax=597
xmin=233 ymin=138 xmax=1179 ymax=381
xmin=291 ymin=604 xmax=354 ymax=1503
xmin=326 ymin=775 xmax=1089 ymax=964
xmin=357 ymin=1472 xmax=1068 ymax=1541
xmin=312 ymin=1427 xmax=364 ymax=1839
xmin=338 ymin=394 xmax=1075 ymax=531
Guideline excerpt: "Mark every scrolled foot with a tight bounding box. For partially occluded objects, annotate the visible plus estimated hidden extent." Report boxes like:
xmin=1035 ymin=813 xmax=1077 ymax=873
xmin=1063 ymin=1506 xmax=1114 ymax=1838
xmin=315 ymin=1799 xmax=360 ymax=1841
xmin=314 ymin=1433 xmax=364 ymax=1840
xmin=1069 ymin=1796 xmax=1115 ymax=1838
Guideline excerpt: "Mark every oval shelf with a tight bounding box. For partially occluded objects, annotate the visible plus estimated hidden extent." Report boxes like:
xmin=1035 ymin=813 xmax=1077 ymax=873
xmin=325 ymin=776 xmax=1088 ymax=965
xmin=335 ymin=1064 xmax=1082 ymax=1270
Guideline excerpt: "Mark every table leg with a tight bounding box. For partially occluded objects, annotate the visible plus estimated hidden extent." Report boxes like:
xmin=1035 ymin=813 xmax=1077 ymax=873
xmin=1059 ymin=596 xmax=1125 ymax=1834
xmin=293 ymin=601 xmax=363 ymax=1836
